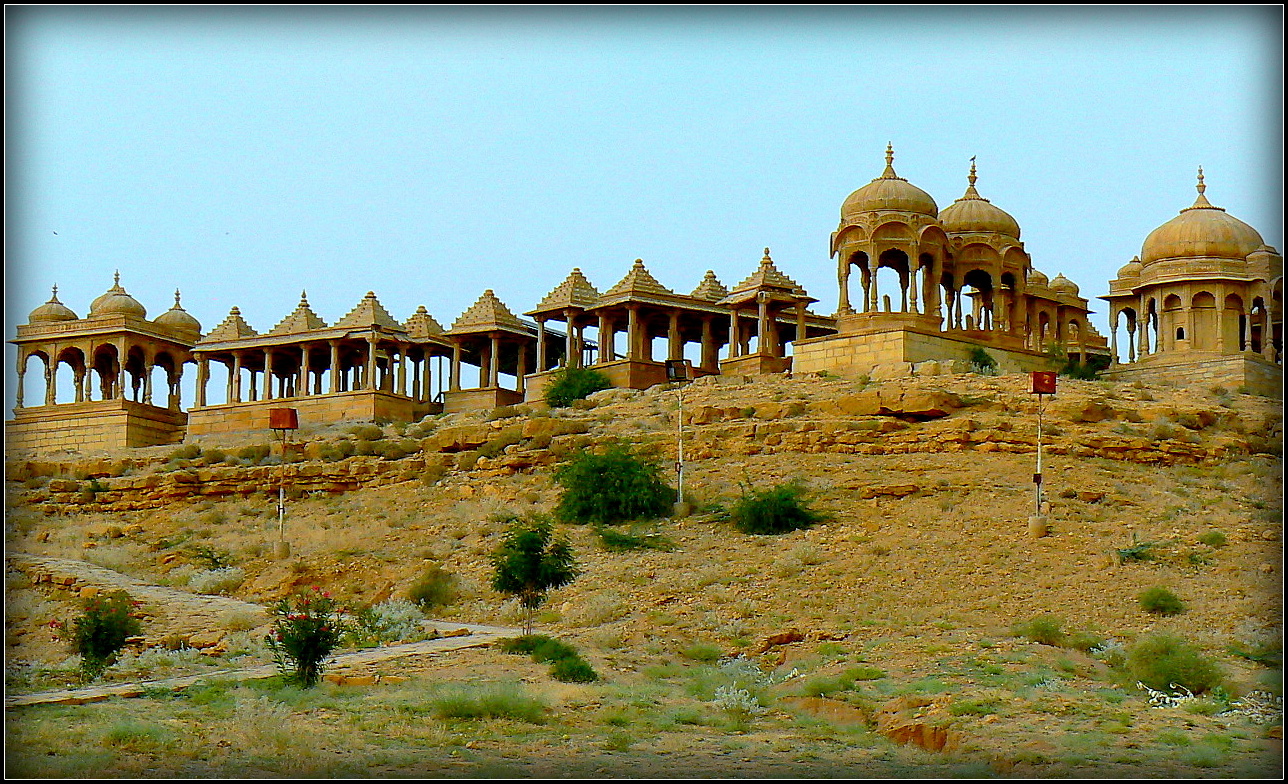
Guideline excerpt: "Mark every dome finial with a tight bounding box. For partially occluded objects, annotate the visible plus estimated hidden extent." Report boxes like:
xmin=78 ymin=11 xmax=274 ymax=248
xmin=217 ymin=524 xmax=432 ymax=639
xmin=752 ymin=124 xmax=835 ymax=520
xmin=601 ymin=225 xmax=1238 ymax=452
xmin=173 ymin=289 xmax=182 ymax=307
xmin=881 ymin=142 xmax=898 ymax=178
xmin=113 ymin=270 xmax=120 ymax=287
xmin=1187 ymin=166 xmax=1215 ymax=209
xmin=762 ymin=247 xmax=772 ymax=263
xmin=51 ymin=284 xmax=60 ymax=301
xmin=968 ymin=156 xmax=978 ymax=188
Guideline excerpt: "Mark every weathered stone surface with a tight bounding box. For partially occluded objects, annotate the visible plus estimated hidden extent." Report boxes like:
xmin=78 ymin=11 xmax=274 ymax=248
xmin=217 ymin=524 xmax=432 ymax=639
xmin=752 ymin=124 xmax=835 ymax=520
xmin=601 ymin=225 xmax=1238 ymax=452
xmin=521 ymin=417 xmax=590 ymax=439
xmin=781 ymin=696 xmax=871 ymax=726
xmin=756 ymin=629 xmax=805 ymax=653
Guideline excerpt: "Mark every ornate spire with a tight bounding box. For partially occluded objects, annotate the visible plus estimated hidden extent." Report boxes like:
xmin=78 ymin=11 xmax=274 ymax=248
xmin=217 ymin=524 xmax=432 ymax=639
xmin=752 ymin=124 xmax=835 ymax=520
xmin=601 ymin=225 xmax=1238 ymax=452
xmin=960 ymin=156 xmax=984 ymax=200
xmin=404 ymin=304 xmax=445 ymax=338
xmin=448 ymin=289 xmax=526 ymax=333
xmin=881 ymin=142 xmax=899 ymax=179
xmin=531 ymin=267 xmax=601 ymax=313
xmin=604 ymin=259 xmax=673 ymax=298
xmin=690 ymin=270 xmax=728 ymax=301
xmin=1184 ymin=165 xmax=1221 ymax=212
xmin=271 ymin=290 xmax=328 ymax=334
xmin=201 ymin=306 xmax=259 ymax=341
xmin=335 ymin=291 xmax=401 ymax=329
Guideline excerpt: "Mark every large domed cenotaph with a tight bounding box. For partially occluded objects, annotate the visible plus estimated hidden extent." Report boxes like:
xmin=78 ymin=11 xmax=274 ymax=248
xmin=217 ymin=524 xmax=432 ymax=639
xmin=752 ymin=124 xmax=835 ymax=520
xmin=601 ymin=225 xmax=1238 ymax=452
xmin=792 ymin=146 xmax=1109 ymax=378
xmin=1100 ymin=168 xmax=1282 ymax=396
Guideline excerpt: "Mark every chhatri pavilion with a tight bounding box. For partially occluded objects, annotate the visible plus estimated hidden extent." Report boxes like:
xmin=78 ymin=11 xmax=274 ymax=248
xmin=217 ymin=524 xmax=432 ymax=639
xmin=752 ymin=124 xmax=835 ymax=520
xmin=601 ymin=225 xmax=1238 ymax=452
xmin=8 ymin=149 xmax=1281 ymax=451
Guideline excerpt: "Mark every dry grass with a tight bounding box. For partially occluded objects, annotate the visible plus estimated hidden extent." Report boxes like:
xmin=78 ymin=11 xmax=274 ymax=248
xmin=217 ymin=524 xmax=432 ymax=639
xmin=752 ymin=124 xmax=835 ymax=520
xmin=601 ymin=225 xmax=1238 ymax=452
xmin=4 ymin=374 xmax=1282 ymax=777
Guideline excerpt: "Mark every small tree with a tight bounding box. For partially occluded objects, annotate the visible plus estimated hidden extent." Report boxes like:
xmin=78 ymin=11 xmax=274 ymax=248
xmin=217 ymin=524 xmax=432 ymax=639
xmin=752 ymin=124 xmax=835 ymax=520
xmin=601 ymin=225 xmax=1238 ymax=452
xmin=491 ymin=516 xmax=578 ymax=634
xmin=544 ymin=366 xmax=613 ymax=408
xmin=554 ymin=442 xmax=673 ymax=525
xmin=72 ymin=590 xmax=143 ymax=680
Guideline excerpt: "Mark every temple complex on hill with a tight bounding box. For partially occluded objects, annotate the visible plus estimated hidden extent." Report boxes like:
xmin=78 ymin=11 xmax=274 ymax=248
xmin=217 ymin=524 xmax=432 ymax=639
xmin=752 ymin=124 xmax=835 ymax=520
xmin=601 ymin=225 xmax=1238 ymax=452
xmin=9 ymin=149 xmax=1281 ymax=451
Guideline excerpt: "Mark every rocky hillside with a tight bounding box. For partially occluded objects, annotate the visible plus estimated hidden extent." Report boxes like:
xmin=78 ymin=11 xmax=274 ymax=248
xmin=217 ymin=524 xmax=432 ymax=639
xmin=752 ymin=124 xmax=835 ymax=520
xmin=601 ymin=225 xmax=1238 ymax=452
xmin=4 ymin=369 xmax=1283 ymax=775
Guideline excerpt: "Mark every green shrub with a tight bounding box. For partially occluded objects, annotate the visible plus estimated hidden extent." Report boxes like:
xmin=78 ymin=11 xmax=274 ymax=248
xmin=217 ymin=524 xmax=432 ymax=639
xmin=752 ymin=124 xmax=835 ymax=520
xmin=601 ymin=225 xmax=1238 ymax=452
xmin=729 ymin=480 xmax=825 ymax=535
xmin=374 ymin=438 xmax=420 ymax=461
xmin=554 ymin=443 xmax=673 ymax=525
xmin=237 ymin=444 xmax=271 ymax=464
xmin=408 ymin=565 xmax=459 ymax=611
xmin=595 ymin=525 xmax=675 ymax=552
xmin=431 ymin=684 xmax=548 ymax=723
xmin=499 ymin=634 xmax=599 ymax=683
xmin=170 ymin=444 xmax=202 ymax=461
xmin=1013 ymin=615 xmax=1067 ymax=646
xmin=350 ymin=424 xmax=386 ymax=441
xmin=544 ymin=366 xmax=613 ymax=408
xmin=530 ymin=637 xmax=579 ymax=664
xmin=968 ymin=347 xmax=998 ymax=376
xmin=1139 ymin=586 xmax=1186 ymax=616
xmin=72 ymin=590 xmax=143 ymax=680
xmin=477 ymin=426 xmax=525 ymax=459
xmin=1197 ymin=530 xmax=1227 ymax=548
xmin=1127 ymin=633 xmax=1224 ymax=694
xmin=551 ymin=655 xmax=599 ymax=683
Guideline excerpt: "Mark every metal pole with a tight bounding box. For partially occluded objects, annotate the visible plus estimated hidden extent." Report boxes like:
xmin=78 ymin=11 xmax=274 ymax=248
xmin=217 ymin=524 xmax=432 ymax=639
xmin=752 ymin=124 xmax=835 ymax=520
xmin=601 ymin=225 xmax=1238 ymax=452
xmin=677 ymin=382 xmax=684 ymax=504
xmin=1035 ymin=393 xmax=1044 ymax=515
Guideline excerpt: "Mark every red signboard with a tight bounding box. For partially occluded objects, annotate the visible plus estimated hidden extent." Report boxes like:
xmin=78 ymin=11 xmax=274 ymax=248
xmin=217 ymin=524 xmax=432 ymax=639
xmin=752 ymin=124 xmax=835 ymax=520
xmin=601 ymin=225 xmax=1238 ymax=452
xmin=269 ymin=408 xmax=299 ymax=430
xmin=1031 ymin=371 xmax=1057 ymax=395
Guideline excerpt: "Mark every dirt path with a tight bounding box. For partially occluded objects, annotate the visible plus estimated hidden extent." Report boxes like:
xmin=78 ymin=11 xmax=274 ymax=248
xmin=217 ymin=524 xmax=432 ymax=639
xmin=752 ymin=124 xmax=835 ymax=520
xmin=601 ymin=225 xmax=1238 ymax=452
xmin=5 ymin=553 xmax=522 ymax=709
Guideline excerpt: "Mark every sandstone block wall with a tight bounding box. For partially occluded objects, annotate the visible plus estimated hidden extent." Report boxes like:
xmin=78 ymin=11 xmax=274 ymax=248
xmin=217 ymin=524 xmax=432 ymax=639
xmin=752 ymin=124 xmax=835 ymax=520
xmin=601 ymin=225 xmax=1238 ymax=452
xmin=1102 ymin=355 xmax=1283 ymax=399
xmin=6 ymin=401 xmax=186 ymax=452
xmin=186 ymin=391 xmax=433 ymax=437
xmin=793 ymin=329 xmax=1054 ymax=378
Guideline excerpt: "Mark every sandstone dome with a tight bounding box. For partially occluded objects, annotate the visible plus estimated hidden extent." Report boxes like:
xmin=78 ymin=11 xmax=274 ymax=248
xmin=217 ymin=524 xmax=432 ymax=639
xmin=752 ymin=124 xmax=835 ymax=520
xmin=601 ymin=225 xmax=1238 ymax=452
xmin=28 ymin=287 xmax=78 ymax=323
xmin=1141 ymin=170 xmax=1264 ymax=265
xmin=841 ymin=145 xmax=938 ymax=221
xmin=89 ymin=273 xmax=147 ymax=319
xmin=154 ymin=291 xmax=202 ymax=334
xmin=937 ymin=162 xmax=1021 ymax=239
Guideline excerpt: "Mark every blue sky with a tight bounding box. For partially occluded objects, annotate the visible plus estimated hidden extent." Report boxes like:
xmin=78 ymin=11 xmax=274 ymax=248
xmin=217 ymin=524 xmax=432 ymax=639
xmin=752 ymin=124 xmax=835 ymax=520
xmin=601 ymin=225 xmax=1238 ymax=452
xmin=5 ymin=7 xmax=1283 ymax=383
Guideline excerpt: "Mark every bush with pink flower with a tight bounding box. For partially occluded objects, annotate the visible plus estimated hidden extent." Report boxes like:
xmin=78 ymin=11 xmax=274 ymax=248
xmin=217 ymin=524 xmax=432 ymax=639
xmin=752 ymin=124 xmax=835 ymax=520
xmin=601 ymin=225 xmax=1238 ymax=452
xmin=265 ymin=587 xmax=347 ymax=687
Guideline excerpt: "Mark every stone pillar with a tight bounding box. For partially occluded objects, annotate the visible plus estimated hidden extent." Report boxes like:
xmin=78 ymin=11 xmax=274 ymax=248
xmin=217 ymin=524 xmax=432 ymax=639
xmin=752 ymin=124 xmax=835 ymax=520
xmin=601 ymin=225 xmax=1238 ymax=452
xmin=668 ymin=310 xmax=682 ymax=361
xmin=627 ymin=305 xmax=641 ymax=361
xmin=1109 ymin=312 xmax=1119 ymax=366
xmin=535 ymin=318 xmax=547 ymax=372
xmin=44 ymin=360 xmax=56 ymax=406
xmin=597 ymin=313 xmax=611 ymax=364
xmin=837 ymin=259 xmax=852 ymax=315
xmin=263 ymin=349 xmax=274 ymax=401
xmin=867 ymin=258 xmax=880 ymax=313
xmin=564 ymin=309 xmax=578 ymax=369
xmin=365 ymin=335 xmax=378 ymax=391
xmin=728 ymin=308 xmax=740 ymax=359
xmin=700 ymin=315 xmax=717 ymax=372
xmin=231 ymin=353 xmax=242 ymax=403
xmin=396 ymin=344 xmax=408 ymax=396
xmin=757 ymin=295 xmax=770 ymax=355
xmin=327 ymin=341 xmax=340 ymax=394
xmin=15 ymin=361 xmax=24 ymax=409
xmin=196 ymin=356 xmax=209 ymax=407
xmin=515 ymin=343 xmax=527 ymax=394
xmin=489 ymin=333 xmax=501 ymax=388
xmin=908 ymin=263 xmax=920 ymax=315
xmin=1262 ymin=307 xmax=1275 ymax=361
xmin=423 ymin=354 xmax=433 ymax=402
xmin=795 ymin=302 xmax=807 ymax=349
xmin=449 ymin=340 xmax=462 ymax=392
